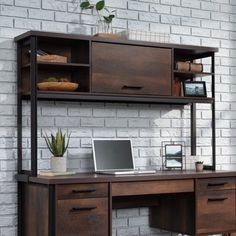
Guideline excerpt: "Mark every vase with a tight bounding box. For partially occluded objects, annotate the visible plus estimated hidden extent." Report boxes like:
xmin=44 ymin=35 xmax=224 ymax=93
xmin=195 ymin=163 xmax=204 ymax=172
xmin=97 ymin=20 xmax=113 ymax=34
xmin=51 ymin=156 xmax=67 ymax=172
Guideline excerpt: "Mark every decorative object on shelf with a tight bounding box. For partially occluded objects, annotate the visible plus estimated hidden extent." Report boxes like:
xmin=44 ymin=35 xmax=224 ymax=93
xmin=190 ymin=63 xmax=203 ymax=73
xmin=80 ymin=0 xmax=116 ymax=37
xmin=183 ymin=81 xmax=207 ymax=97
xmin=37 ymin=77 xmax=79 ymax=91
xmin=176 ymin=61 xmax=190 ymax=71
xmin=195 ymin=161 xmax=204 ymax=172
xmin=38 ymin=170 xmax=76 ymax=176
xmin=37 ymin=54 xmax=67 ymax=63
xmin=37 ymin=82 xmax=79 ymax=91
xmin=173 ymin=78 xmax=182 ymax=96
xmin=44 ymin=129 xmax=70 ymax=172
xmin=118 ymin=30 xmax=170 ymax=43
xmin=161 ymin=141 xmax=185 ymax=170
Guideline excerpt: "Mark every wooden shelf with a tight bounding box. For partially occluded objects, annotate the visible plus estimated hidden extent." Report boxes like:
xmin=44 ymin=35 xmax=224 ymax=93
xmin=22 ymin=91 xmax=214 ymax=105
xmin=174 ymin=70 xmax=213 ymax=79
xmin=22 ymin=62 xmax=90 ymax=69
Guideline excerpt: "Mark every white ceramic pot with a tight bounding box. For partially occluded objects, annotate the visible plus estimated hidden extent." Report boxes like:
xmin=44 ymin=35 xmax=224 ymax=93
xmin=51 ymin=156 xmax=67 ymax=172
xmin=195 ymin=163 xmax=203 ymax=172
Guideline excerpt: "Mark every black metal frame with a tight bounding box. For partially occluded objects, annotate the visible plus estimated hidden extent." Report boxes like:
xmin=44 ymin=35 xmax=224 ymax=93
xmin=16 ymin=35 xmax=217 ymax=178
xmin=190 ymin=53 xmax=216 ymax=170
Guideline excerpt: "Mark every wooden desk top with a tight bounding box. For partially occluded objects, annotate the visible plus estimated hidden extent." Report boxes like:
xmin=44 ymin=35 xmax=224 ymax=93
xmin=26 ymin=170 xmax=236 ymax=185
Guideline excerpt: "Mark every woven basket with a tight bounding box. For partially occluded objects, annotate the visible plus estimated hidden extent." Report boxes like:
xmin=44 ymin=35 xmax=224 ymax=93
xmin=37 ymin=82 xmax=79 ymax=91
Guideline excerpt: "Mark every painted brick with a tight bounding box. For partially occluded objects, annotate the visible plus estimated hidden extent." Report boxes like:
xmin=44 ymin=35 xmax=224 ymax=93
xmin=0 ymin=5 xmax=27 ymax=18
xmin=41 ymin=21 xmax=67 ymax=32
xmin=201 ymin=2 xmax=220 ymax=11
xmin=55 ymin=12 xmax=80 ymax=23
xmin=0 ymin=16 xmax=13 ymax=27
xmin=212 ymin=12 xmax=229 ymax=22
xmin=171 ymin=25 xmax=191 ymax=35
xmin=192 ymin=9 xmax=210 ymax=19
xmin=0 ymin=0 xmax=13 ymax=5
xmin=42 ymin=0 xmax=67 ymax=11
xmin=139 ymin=12 xmax=160 ymax=23
xmin=128 ymin=1 xmax=149 ymax=12
xmin=28 ymin=9 xmax=54 ymax=20
xmin=161 ymin=0 xmax=180 ymax=5
xmin=128 ymin=20 xmax=149 ymax=30
xmin=150 ymin=4 xmax=170 ymax=14
xmin=181 ymin=0 xmax=200 ymax=9
xmin=171 ymin=7 xmax=190 ymax=17
xmin=161 ymin=15 xmax=180 ymax=25
xmin=116 ymin=9 xmax=138 ymax=20
xmin=15 ymin=0 xmax=41 ymax=8
xmin=14 ymin=18 xmax=41 ymax=30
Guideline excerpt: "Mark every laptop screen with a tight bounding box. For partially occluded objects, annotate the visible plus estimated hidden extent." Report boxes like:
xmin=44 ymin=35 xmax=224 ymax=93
xmin=92 ymin=139 xmax=135 ymax=171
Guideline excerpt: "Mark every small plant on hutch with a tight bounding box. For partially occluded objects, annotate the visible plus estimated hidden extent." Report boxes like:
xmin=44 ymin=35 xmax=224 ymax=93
xmin=44 ymin=129 xmax=70 ymax=172
xmin=195 ymin=161 xmax=204 ymax=172
xmin=80 ymin=0 xmax=115 ymax=35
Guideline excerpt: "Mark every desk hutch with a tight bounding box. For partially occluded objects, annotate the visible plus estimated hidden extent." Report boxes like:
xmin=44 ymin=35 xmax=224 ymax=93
xmin=15 ymin=31 xmax=236 ymax=236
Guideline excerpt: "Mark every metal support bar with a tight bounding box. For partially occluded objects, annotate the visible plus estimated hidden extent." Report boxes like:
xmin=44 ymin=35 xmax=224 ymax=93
xmin=191 ymin=103 xmax=196 ymax=156
xmin=17 ymin=42 xmax=23 ymax=173
xmin=211 ymin=54 xmax=216 ymax=170
xmin=48 ymin=185 xmax=55 ymax=236
xmin=30 ymin=36 xmax=38 ymax=176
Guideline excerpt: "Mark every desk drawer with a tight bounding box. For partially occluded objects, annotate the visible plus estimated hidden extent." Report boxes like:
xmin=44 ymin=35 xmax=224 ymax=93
xmin=196 ymin=189 xmax=235 ymax=234
xmin=56 ymin=183 xmax=108 ymax=200
xmin=56 ymin=198 xmax=109 ymax=236
xmin=112 ymin=179 xmax=194 ymax=196
xmin=196 ymin=177 xmax=235 ymax=191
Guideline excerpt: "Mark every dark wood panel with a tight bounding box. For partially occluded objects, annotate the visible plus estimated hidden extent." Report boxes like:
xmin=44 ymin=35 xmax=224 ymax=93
xmin=196 ymin=190 xmax=236 ymax=234
xmin=56 ymin=183 xmax=108 ymax=200
xmin=22 ymin=183 xmax=49 ymax=236
xmin=112 ymin=179 xmax=194 ymax=196
xmin=150 ymin=193 xmax=195 ymax=235
xmin=196 ymin=177 xmax=236 ymax=191
xmin=112 ymin=195 xmax=160 ymax=209
xmin=92 ymin=42 xmax=172 ymax=96
xmin=56 ymin=198 xmax=109 ymax=236
xmin=14 ymin=31 xmax=218 ymax=56
xmin=28 ymin=171 xmax=236 ymax=185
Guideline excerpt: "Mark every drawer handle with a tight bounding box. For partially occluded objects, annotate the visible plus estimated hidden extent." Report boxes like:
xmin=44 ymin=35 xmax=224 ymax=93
xmin=122 ymin=85 xmax=143 ymax=90
xmin=70 ymin=206 xmax=97 ymax=212
xmin=207 ymin=182 xmax=227 ymax=187
xmin=208 ymin=197 xmax=228 ymax=202
xmin=72 ymin=189 xmax=96 ymax=194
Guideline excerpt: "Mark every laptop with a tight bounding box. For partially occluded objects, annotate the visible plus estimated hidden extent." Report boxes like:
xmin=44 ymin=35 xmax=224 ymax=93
xmin=92 ymin=139 xmax=156 ymax=175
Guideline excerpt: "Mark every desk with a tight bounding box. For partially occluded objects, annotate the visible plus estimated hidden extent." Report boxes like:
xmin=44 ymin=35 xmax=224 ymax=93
xmin=18 ymin=170 xmax=236 ymax=236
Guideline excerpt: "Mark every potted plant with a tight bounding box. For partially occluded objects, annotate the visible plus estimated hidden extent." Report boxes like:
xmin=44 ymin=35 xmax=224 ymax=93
xmin=44 ymin=129 xmax=70 ymax=172
xmin=195 ymin=161 xmax=204 ymax=172
xmin=80 ymin=0 xmax=116 ymax=36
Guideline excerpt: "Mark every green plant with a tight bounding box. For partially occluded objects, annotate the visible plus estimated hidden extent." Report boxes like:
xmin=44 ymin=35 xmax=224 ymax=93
xmin=44 ymin=129 xmax=70 ymax=157
xmin=195 ymin=161 xmax=203 ymax=164
xmin=80 ymin=0 xmax=115 ymax=24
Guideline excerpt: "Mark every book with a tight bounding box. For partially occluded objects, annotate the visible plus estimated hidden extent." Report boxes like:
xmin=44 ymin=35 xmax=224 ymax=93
xmin=38 ymin=170 xmax=76 ymax=177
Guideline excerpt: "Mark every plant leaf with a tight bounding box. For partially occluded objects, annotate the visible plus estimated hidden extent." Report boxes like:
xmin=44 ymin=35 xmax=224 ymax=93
xmin=96 ymin=0 xmax=105 ymax=11
xmin=80 ymin=1 xmax=91 ymax=9
xmin=104 ymin=14 xmax=114 ymax=23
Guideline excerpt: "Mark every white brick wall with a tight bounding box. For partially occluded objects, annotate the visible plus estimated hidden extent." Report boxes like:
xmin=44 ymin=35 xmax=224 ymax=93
xmin=0 ymin=0 xmax=236 ymax=235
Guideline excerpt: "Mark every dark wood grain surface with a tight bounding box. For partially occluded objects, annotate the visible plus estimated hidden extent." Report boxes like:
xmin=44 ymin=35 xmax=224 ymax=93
xmin=25 ymin=170 xmax=236 ymax=185
xmin=92 ymin=42 xmax=172 ymax=96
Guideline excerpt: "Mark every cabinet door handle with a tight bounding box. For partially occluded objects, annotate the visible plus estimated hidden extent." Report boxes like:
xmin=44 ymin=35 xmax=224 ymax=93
xmin=207 ymin=182 xmax=227 ymax=187
xmin=71 ymin=189 xmax=96 ymax=194
xmin=70 ymin=206 xmax=97 ymax=212
xmin=208 ymin=197 xmax=228 ymax=202
xmin=122 ymin=85 xmax=143 ymax=90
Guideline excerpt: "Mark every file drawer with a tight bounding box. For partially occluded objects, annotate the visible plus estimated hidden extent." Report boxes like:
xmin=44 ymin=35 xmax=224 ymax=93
xmin=56 ymin=198 xmax=109 ymax=236
xmin=56 ymin=183 xmax=108 ymax=200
